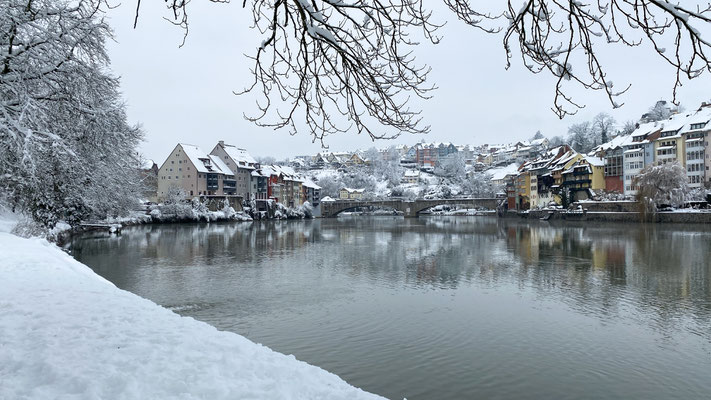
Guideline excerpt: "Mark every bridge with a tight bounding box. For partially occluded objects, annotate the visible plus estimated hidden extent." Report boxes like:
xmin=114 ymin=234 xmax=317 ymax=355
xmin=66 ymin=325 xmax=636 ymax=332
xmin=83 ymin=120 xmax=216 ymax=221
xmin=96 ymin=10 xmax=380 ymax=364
xmin=321 ymin=198 xmax=500 ymax=218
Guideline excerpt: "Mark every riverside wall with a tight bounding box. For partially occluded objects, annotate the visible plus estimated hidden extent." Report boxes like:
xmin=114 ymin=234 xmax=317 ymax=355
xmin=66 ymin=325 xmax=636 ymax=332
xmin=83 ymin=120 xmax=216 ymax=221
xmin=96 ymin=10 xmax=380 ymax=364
xmin=507 ymin=209 xmax=711 ymax=224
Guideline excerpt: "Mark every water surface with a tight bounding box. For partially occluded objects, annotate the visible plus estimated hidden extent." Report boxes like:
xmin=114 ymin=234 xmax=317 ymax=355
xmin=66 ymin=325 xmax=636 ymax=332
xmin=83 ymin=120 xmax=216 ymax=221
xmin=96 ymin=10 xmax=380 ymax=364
xmin=71 ymin=217 xmax=711 ymax=400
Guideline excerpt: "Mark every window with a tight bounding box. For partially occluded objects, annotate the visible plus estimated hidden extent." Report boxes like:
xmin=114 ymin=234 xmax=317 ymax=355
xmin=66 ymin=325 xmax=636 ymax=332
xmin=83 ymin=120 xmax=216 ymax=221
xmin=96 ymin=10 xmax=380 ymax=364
xmin=171 ymin=161 xmax=174 ymax=164
xmin=690 ymin=122 xmax=707 ymax=130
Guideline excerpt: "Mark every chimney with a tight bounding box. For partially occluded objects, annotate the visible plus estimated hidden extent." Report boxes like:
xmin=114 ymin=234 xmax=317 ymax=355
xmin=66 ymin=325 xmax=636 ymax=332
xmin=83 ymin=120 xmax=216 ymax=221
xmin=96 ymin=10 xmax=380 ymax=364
xmin=219 ymin=140 xmax=225 ymax=147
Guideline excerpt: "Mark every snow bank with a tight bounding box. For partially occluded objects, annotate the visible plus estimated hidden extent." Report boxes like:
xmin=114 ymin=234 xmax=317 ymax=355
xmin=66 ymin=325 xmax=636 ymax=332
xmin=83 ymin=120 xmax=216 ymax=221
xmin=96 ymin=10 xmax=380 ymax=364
xmin=0 ymin=233 xmax=382 ymax=400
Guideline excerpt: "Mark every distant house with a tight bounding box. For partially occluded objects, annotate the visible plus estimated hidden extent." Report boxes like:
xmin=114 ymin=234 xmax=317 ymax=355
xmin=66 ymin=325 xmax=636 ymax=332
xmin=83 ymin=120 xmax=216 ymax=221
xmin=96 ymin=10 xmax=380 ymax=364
xmin=157 ymin=143 xmax=234 ymax=201
xmin=402 ymin=169 xmax=420 ymax=184
xmin=348 ymin=153 xmax=368 ymax=166
xmin=339 ymin=188 xmax=365 ymax=200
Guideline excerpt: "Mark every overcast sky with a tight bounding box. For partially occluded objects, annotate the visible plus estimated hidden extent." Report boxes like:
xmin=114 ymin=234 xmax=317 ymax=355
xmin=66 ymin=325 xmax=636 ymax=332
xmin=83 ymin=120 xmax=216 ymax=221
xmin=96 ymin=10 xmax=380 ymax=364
xmin=105 ymin=2 xmax=711 ymax=163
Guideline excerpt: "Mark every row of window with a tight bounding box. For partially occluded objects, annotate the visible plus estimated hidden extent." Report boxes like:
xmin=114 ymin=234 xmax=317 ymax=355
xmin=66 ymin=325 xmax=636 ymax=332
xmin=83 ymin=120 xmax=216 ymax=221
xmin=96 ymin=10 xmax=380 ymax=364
xmin=625 ymin=185 xmax=639 ymax=192
xmin=688 ymin=163 xmax=705 ymax=172
xmin=625 ymin=161 xmax=644 ymax=170
xmin=624 ymin=151 xmax=643 ymax=159
xmin=657 ymin=148 xmax=676 ymax=156
xmin=688 ymin=150 xmax=705 ymax=160
xmin=690 ymin=175 xmax=703 ymax=184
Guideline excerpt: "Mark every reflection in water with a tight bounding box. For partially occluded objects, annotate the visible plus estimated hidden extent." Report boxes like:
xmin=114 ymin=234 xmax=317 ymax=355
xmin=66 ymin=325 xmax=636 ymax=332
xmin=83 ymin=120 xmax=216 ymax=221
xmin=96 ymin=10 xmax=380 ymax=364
xmin=71 ymin=217 xmax=711 ymax=400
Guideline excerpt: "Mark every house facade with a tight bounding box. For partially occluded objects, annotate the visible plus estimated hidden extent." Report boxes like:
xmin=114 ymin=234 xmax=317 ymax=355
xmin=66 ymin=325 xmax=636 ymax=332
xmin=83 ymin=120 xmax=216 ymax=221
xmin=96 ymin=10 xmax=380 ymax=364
xmin=210 ymin=141 xmax=257 ymax=201
xmin=157 ymin=143 xmax=234 ymax=201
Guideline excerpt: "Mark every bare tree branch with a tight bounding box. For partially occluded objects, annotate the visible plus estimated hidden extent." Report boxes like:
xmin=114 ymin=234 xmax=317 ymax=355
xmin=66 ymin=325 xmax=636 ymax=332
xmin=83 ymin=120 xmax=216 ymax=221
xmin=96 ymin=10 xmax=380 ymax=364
xmin=154 ymin=1 xmax=711 ymax=141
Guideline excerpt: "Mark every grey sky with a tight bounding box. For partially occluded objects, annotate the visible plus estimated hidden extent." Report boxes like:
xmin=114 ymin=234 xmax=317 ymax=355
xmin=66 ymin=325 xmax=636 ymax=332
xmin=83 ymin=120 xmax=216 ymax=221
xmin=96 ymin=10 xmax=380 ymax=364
xmin=105 ymin=1 xmax=711 ymax=163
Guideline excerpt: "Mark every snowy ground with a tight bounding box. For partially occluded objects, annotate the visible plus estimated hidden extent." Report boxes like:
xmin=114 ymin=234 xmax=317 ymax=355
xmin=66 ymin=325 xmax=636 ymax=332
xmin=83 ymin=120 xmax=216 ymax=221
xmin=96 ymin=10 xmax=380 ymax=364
xmin=0 ymin=230 xmax=383 ymax=400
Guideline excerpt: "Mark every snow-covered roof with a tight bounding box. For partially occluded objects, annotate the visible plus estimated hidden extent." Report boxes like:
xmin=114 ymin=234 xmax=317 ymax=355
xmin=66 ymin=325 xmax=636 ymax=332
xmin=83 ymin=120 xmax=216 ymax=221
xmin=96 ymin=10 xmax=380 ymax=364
xmin=179 ymin=143 xmax=214 ymax=174
xmin=321 ymin=196 xmax=335 ymax=202
xmin=404 ymin=169 xmax=420 ymax=177
xmin=680 ymin=107 xmax=711 ymax=134
xmin=341 ymin=188 xmax=365 ymax=193
xmin=489 ymin=163 xmax=520 ymax=181
xmin=530 ymin=138 xmax=548 ymax=146
xmin=302 ymin=178 xmax=321 ymax=190
xmin=208 ymin=155 xmax=232 ymax=176
xmin=660 ymin=112 xmax=691 ymax=133
xmin=222 ymin=144 xmax=257 ymax=170
xmin=584 ymin=156 xmax=604 ymax=167
xmin=593 ymin=135 xmax=633 ymax=153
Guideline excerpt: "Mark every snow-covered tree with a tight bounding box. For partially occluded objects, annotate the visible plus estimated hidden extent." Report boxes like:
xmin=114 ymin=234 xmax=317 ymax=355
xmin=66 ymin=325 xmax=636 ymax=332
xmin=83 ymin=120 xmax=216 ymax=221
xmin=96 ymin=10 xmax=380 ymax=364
xmin=549 ymin=136 xmax=566 ymax=147
xmin=148 ymin=1 xmax=711 ymax=140
xmin=634 ymin=162 xmax=690 ymax=214
xmin=619 ymin=121 xmax=637 ymax=136
xmin=568 ymin=122 xmax=594 ymax=153
xmin=463 ymin=172 xmax=494 ymax=197
xmin=593 ymin=113 xmax=616 ymax=145
xmin=531 ymin=130 xmax=545 ymax=140
xmin=1 ymin=0 xmax=143 ymax=227
xmin=435 ymin=153 xmax=466 ymax=178
xmin=642 ymin=100 xmax=682 ymax=123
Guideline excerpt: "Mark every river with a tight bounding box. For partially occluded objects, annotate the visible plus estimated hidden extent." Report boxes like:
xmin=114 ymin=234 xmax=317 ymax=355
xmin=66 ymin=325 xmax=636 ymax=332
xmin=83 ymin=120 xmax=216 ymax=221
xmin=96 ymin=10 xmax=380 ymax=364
xmin=70 ymin=217 xmax=711 ymax=400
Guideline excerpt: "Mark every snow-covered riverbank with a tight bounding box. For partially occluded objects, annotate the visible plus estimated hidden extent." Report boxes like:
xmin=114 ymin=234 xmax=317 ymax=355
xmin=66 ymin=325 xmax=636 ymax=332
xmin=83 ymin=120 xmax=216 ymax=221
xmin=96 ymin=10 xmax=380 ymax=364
xmin=0 ymin=230 xmax=383 ymax=399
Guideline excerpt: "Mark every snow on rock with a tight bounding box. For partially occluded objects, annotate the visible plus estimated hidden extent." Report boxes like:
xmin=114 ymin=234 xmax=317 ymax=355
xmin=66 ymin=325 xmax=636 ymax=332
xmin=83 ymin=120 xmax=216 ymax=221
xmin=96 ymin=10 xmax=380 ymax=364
xmin=0 ymin=233 xmax=383 ymax=400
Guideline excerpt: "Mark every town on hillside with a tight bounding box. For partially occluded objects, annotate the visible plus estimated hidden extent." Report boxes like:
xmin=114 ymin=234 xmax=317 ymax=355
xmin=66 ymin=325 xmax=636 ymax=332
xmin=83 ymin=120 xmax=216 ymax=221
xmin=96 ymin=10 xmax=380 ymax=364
xmin=145 ymin=101 xmax=711 ymax=217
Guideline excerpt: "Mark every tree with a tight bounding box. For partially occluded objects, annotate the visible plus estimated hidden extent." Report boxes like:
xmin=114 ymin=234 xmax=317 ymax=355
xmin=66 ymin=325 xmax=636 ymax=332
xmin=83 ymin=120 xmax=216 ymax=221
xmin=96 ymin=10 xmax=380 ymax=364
xmin=1 ymin=0 xmax=143 ymax=227
xmin=635 ymin=162 xmax=690 ymax=216
xmin=464 ymin=172 xmax=494 ymax=197
xmin=642 ymin=100 xmax=679 ymax=122
xmin=531 ymin=130 xmax=545 ymax=141
xmin=146 ymin=1 xmax=711 ymax=141
xmin=435 ymin=153 xmax=465 ymax=178
xmin=567 ymin=122 xmax=594 ymax=153
xmin=593 ymin=113 xmax=616 ymax=145
xmin=549 ymin=136 xmax=566 ymax=147
xmin=619 ymin=121 xmax=637 ymax=136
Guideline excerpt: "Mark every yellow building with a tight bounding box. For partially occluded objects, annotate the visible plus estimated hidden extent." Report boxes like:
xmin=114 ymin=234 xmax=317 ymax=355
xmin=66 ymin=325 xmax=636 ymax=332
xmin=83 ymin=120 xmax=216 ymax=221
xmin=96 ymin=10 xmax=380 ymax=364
xmin=654 ymin=113 xmax=688 ymax=165
xmin=561 ymin=156 xmax=606 ymax=201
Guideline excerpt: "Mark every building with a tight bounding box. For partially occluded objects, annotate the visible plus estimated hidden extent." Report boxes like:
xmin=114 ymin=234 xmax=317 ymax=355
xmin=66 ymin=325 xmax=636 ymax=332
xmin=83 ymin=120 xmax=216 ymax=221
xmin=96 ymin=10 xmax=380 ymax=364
xmin=681 ymin=104 xmax=711 ymax=188
xmin=654 ymin=112 xmax=689 ymax=165
xmin=302 ymin=178 xmax=321 ymax=207
xmin=157 ymin=143 xmax=234 ymax=201
xmin=210 ymin=141 xmax=258 ymax=200
xmin=527 ymin=145 xmax=572 ymax=209
xmin=250 ymin=168 xmax=270 ymax=200
xmin=339 ymin=188 xmax=365 ymax=200
xmin=592 ymin=135 xmax=633 ymax=193
xmin=622 ymin=123 xmax=662 ymax=196
xmin=416 ymin=142 xmax=458 ymax=167
xmin=561 ymin=156 xmax=605 ymax=202
xmin=402 ymin=169 xmax=420 ymax=184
